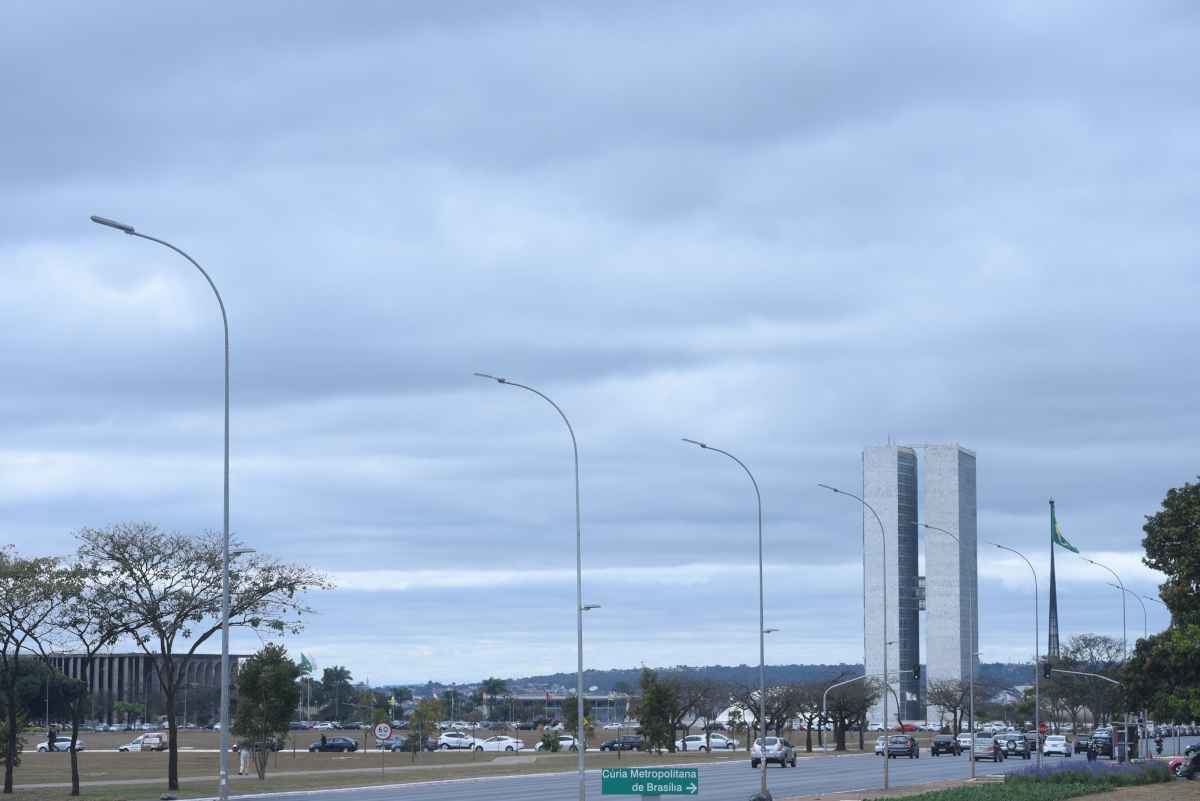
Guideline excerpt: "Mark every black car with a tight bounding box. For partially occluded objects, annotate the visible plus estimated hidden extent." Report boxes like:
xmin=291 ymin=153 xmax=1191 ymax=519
xmin=887 ymin=735 xmax=919 ymax=758
xmin=1074 ymin=734 xmax=1091 ymax=753
xmin=309 ymin=736 xmax=358 ymax=753
xmin=930 ymin=735 xmax=960 ymax=756
xmin=600 ymin=735 xmax=644 ymax=752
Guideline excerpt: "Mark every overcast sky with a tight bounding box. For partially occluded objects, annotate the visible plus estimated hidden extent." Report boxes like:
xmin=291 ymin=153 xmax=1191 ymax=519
xmin=2 ymin=1 xmax=1196 ymax=686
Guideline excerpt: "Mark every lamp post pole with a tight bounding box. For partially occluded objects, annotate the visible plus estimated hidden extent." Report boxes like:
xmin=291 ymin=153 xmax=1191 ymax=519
xmin=683 ymin=439 xmax=770 ymax=800
xmin=919 ymin=523 xmax=977 ymax=778
xmin=1107 ymin=584 xmax=1148 ymax=757
xmin=989 ymin=542 xmax=1041 ymax=768
xmin=819 ymin=483 xmax=890 ymax=789
xmin=475 ymin=374 xmax=586 ymax=801
xmin=1083 ymin=558 xmax=1127 ymax=660
xmin=90 ymin=215 xmax=233 ymax=798
xmin=821 ymin=675 xmax=866 ymax=752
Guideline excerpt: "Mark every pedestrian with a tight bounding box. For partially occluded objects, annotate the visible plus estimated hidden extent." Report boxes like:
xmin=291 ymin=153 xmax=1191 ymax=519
xmin=48 ymin=728 xmax=56 ymax=752
xmin=238 ymin=739 xmax=251 ymax=775
xmin=320 ymin=733 xmax=328 ymax=748
xmin=1087 ymin=741 xmax=1097 ymax=762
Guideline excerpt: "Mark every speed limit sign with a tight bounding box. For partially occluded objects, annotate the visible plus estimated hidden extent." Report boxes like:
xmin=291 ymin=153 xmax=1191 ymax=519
xmin=374 ymin=723 xmax=392 ymax=741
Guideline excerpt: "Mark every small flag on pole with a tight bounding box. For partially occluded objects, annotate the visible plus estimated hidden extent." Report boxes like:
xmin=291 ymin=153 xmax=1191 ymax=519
xmin=299 ymin=653 xmax=315 ymax=674
xmin=1051 ymin=505 xmax=1079 ymax=553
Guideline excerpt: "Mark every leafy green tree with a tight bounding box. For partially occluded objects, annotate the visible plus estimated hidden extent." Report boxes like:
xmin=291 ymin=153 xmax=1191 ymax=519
xmin=0 ymin=712 xmax=24 ymax=772
xmin=113 ymin=702 xmax=144 ymax=729
xmin=538 ymin=730 xmax=561 ymax=752
xmin=0 ymin=549 xmax=75 ymax=795
xmin=232 ymin=645 xmax=301 ymax=779
xmin=481 ymin=678 xmax=507 ymax=718
xmin=406 ymin=698 xmax=442 ymax=759
xmin=77 ymin=523 xmax=329 ymax=792
xmin=638 ymin=668 xmax=676 ymax=753
xmin=317 ymin=667 xmax=354 ymax=720
xmin=1141 ymin=478 xmax=1200 ymax=626
xmin=1124 ymin=624 xmax=1200 ymax=723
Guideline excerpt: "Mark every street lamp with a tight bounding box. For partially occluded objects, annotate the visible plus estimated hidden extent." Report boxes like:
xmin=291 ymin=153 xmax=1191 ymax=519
xmin=1106 ymin=584 xmax=1147 ymax=641
xmin=1082 ymin=557 xmax=1128 ymax=659
xmin=90 ymin=214 xmax=234 ymax=799
xmin=818 ymin=482 xmax=891 ymax=788
xmin=683 ymin=438 xmax=771 ymax=801
xmin=1142 ymin=594 xmax=1171 ymax=629
xmin=987 ymin=542 xmax=1041 ymax=768
xmin=917 ymin=522 xmax=977 ymax=778
xmin=475 ymin=373 xmax=587 ymax=801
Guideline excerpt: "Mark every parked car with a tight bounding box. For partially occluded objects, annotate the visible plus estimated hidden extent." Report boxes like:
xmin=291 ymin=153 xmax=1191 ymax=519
xmin=972 ymin=736 xmax=1005 ymax=761
xmin=437 ymin=731 xmax=480 ymax=750
xmin=118 ymin=734 xmax=165 ymax=752
xmin=874 ymin=736 xmax=887 ymax=755
xmin=675 ymin=733 xmax=736 ymax=751
xmin=886 ymin=735 xmax=919 ymax=759
xmin=601 ymin=735 xmax=644 ymax=752
xmin=535 ymin=735 xmax=579 ymax=752
xmin=544 ymin=722 xmax=564 ymax=732
xmin=751 ymin=737 xmax=796 ymax=768
xmin=38 ymin=737 xmax=85 ymax=752
xmin=476 ymin=735 xmax=522 ymax=752
xmin=289 ymin=721 xmax=309 ymax=730
xmin=376 ymin=736 xmax=407 ymax=751
xmin=956 ymin=733 xmax=974 ymax=752
xmin=309 ymin=737 xmax=357 ymax=752
xmin=602 ymin=722 xmax=625 ymax=731
xmin=1042 ymin=735 xmax=1071 ymax=757
xmin=1073 ymin=734 xmax=1092 ymax=754
xmin=1002 ymin=735 xmax=1031 ymax=759
xmin=312 ymin=722 xmax=336 ymax=731
xmin=930 ymin=734 xmax=961 ymax=756
xmin=233 ymin=737 xmax=284 ymax=753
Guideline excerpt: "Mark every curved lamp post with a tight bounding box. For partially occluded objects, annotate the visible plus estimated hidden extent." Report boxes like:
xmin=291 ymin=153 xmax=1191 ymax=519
xmin=988 ymin=542 xmax=1041 ymax=768
xmin=683 ymin=439 xmax=770 ymax=801
xmin=918 ymin=522 xmax=977 ymax=778
xmin=475 ymin=373 xmax=587 ymax=801
xmin=1083 ymin=557 xmax=1128 ymax=659
xmin=819 ymin=483 xmax=891 ymax=789
xmin=90 ymin=215 xmax=233 ymax=798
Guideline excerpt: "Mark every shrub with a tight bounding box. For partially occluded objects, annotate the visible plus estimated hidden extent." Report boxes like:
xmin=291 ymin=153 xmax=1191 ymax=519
xmin=539 ymin=731 xmax=561 ymax=752
xmin=1006 ymin=760 xmax=1171 ymax=787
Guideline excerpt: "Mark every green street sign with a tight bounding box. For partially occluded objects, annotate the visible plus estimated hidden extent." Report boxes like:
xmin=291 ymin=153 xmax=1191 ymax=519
xmin=601 ymin=767 xmax=699 ymax=796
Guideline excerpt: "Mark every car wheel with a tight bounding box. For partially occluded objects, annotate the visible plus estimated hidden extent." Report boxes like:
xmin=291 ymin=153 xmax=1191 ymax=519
xmin=699 ymin=746 xmax=708 ymax=752
xmin=569 ymin=746 xmax=578 ymax=752
xmin=475 ymin=746 xmax=484 ymax=752
xmin=1175 ymin=763 xmax=1185 ymax=778
xmin=440 ymin=744 xmax=450 ymax=750
xmin=506 ymin=746 xmax=514 ymax=752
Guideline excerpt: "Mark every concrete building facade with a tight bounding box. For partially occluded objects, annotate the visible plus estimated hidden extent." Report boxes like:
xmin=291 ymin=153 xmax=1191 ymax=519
xmin=863 ymin=445 xmax=921 ymax=724
xmin=922 ymin=444 xmax=978 ymax=724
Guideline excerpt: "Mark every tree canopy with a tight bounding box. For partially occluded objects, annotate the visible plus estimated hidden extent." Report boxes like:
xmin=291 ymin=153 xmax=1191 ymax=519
xmin=233 ymin=644 xmax=302 ymax=779
xmin=1141 ymin=478 xmax=1200 ymax=626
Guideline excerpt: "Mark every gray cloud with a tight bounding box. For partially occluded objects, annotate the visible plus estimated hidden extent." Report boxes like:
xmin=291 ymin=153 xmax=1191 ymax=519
xmin=2 ymin=0 xmax=1196 ymax=683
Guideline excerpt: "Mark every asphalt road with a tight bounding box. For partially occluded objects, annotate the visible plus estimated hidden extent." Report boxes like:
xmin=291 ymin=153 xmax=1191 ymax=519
xmin=184 ymin=735 xmax=1200 ymax=801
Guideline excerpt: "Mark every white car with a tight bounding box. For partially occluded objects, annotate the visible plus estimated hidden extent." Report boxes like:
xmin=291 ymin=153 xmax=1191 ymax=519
xmin=602 ymin=722 xmax=624 ymax=731
xmin=437 ymin=731 xmax=480 ymax=750
xmin=535 ymin=735 xmax=579 ymax=752
xmin=475 ymin=735 xmax=522 ymax=752
xmin=544 ymin=722 xmax=564 ymax=732
xmin=956 ymin=733 xmax=974 ymax=752
xmin=874 ymin=736 xmax=887 ymax=755
xmin=1043 ymin=735 xmax=1071 ymax=757
xmin=675 ymin=734 xmax=736 ymax=751
xmin=38 ymin=737 xmax=85 ymax=752
xmin=118 ymin=734 xmax=166 ymax=752
xmin=313 ymin=722 xmax=336 ymax=731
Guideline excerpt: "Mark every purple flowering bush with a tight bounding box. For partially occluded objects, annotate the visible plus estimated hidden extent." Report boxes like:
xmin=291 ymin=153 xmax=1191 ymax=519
xmin=1005 ymin=759 xmax=1171 ymax=786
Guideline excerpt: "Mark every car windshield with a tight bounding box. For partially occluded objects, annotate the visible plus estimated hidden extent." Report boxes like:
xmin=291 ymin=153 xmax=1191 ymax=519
xmin=754 ymin=738 xmax=779 ymax=746
xmin=890 ymin=736 xmax=908 ymax=743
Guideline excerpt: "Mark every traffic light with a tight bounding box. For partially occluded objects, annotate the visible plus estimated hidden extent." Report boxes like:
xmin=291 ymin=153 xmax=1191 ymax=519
xmin=912 ymin=664 xmax=920 ymax=680
xmin=1042 ymin=659 xmax=1052 ymax=680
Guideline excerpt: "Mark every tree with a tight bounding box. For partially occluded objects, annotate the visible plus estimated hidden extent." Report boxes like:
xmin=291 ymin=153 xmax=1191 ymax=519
xmin=0 ymin=549 xmax=75 ymax=794
xmin=825 ymin=679 xmax=879 ymax=752
xmin=233 ymin=645 xmax=301 ymax=779
xmin=113 ymin=702 xmax=145 ymax=729
xmin=638 ymin=668 xmax=676 ymax=753
xmin=926 ymin=679 xmax=969 ymax=735
xmin=52 ymin=559 xmax=132 ymax=796
xmin=0 ymin=712 xmax=24 ymax=773
xmin=789 ymin=684 xmax=824 ymax=752
xmin=77 ymin=523 xmax=329 ymax=791
xmin=407 ymin=698 xmax=442 ymax=760
xmin=481 ymin=677 xmax=507 ymax=718
xmin=317 ymin=667 xmax=354 ymax=720
xmin=692 ymin=679 xmax=730 ymax=749
xmin=1063 ymin=634 xmax=1123 ymax=725
xmin=1141 ymin=478 xmax=1200 ymax=626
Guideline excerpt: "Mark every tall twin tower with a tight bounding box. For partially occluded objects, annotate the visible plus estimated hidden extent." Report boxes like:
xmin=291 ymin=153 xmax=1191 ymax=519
xmin=862 ymin=444 xmax=978 ymax=724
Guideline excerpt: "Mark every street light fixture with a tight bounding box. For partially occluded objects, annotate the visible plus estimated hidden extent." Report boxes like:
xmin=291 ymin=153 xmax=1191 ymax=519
xmin=917 ymin=522 xmax=977 ymax=778
xmin=683 ymin=438 xmax=771 ymax=801
xmin=1082 ymin=557 xmax=1128 ymax=659
xmin=90 ymin=214 xmax=234 ymax=799
xmin=987 ymin=542 xmax=1041 ymax=768
xmin=475 ymin=373 xmax=587 ymax=801
xmin=818 ymin=482 xmax=891 ymax=788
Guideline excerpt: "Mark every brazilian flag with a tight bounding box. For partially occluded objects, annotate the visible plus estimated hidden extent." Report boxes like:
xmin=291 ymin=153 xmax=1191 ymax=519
xmin=299 ymin=653 xmax=315 ymax=674
xmin=1051 ymin=506 xmax=1079 ymax=553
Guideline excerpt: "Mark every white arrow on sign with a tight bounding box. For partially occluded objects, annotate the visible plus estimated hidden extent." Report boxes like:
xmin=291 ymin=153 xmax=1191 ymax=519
xmin=686 ymin=782 xmax=698 ymax=795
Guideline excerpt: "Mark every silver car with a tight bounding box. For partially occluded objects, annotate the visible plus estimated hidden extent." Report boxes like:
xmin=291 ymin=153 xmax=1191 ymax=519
xmin=972 ymin=736 xmax=1005 ymax=761
xmin=751 ymin=737 xmax=796 ymax=768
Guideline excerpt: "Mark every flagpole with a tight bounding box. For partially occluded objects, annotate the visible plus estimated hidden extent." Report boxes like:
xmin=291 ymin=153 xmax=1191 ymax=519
xmin=1048 ymin=499 xmax=1060 ymax=660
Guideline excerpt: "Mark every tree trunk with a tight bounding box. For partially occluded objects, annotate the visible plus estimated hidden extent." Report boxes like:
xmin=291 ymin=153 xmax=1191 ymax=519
xmin=4 ymin=670 xmax=17 ymax=795
xmin=805 ymin=725 xmax=812 ymax=752
xmin=70 ymin=696 xmax=83 ymax=796
xmin=163 ymin=678 xmax=179 ymax=790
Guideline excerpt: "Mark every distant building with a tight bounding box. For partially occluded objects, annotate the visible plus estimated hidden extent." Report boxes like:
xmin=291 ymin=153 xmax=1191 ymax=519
xmin=49 ymin=652 xmax=243 ymax=726
xmin=863 ymin=445 xmax=921 ymax=723
xmin=491 ymin=692 xmax=632 ymax=724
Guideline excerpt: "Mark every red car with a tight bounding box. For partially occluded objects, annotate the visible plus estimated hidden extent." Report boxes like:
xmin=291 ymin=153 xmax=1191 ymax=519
xmin=1169 ymin=755 xmax=1187 ymax=777
xmin=895 ymin=723 xmax=918 ymax=733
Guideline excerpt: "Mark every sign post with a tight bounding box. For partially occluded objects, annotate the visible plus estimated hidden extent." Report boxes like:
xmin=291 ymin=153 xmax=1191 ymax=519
xmin=374 ymin=723 xmax=391 ymax=778
xmin=602 ymin=767 xmax=699 ymax=797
